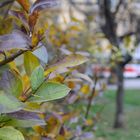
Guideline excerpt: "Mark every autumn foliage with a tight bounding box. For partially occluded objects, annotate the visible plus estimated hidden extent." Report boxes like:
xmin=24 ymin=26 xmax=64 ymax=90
xmin=0 ymin=0 xmax=102 ymax=140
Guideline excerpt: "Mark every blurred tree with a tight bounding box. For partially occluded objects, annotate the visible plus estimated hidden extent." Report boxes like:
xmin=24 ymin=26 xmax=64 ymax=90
xmin=69 ymin=0 xmax=140 ymax=128
xmin=97 ymin=0 xmax=140 ymax=128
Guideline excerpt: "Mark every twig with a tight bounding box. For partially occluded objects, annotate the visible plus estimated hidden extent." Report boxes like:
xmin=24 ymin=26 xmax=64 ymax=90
xmin=113 ymin=0 xmax=123 ymax=16
xmin=0 ymin=50 xmax=27 ymax=67
xmin=85 ymin=75 xmax=98 ymax=119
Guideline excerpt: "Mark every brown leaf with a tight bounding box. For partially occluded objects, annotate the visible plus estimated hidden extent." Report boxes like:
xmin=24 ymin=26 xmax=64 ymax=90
xmin=29 ymin=10 xmax=39 ymax=31
xmin=17 ymin=0 xmax=30 ymax=13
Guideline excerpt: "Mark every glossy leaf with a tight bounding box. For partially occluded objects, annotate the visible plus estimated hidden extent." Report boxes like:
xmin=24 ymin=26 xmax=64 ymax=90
xmin=0 ymin=92 xmax=24 ymax=113
xmin=24 ymin=51 xmax=40 ymax=76
xmin=0 ymin=127 xmax=25 ymax=140
xmin=30 ymin=66 xmax=44 ymax=90
xmin=33 ymin=46 xmax=48 ymax=64
xmin=0 ymin=30 xmax=30 ymax=51
xmin=30 ymin=0 xmax=60 ymax=14
xmin=0 ymin=70 xmax=23 ymax=98
xmin=28 ymin=82 xmax=71 ymax=103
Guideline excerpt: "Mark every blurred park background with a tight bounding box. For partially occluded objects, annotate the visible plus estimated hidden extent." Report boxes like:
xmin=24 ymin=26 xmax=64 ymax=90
xmin=58 ymin=1 xmax=140 ymax=139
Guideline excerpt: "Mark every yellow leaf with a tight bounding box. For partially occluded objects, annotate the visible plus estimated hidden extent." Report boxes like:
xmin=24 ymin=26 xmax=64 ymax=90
xmin=56 ymin=135 xmax=65 ymax=140
xmin=85 ymin=119 xmax=94 ymax=126
xmin=22 ymin=75 xmax=30 ymax=89
xmin=31 ymin=135 xmax=41 ymax=140
xmin=45 ymin=116 xmax=61 ymax=138
xmin=69 ymin=25 xmax=81 ymax=31
xmin=25 ymin=102 xmax=40 ymax=111
xmin=80 ymin=85 xmax=90 ymax=94
xmin=8 ymin=61 xmax=19 ymax=74
xmin=33 ymin=126 xmax=45 ymax=135
xmin=32 ymin=33 xmax=39 ymax=48
xmin=44 ymin=54 xmax=88 ymax=76
xmin=67 ymin=81 xmax=75 ymax=89
xmin=49 ymin=75 xmax=64 ymax=83
xmin=24 ymin=51 xmax=40 ymax=76
xmin=0 ymin=17 xmax=13 ymax=35
xmin=61 ymin=112 xmax=76 ymax=122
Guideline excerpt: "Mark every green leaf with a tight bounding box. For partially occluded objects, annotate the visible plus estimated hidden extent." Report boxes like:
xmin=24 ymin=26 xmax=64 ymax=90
xmin=33 ymin=46 xmax=48 ymax=64
xmin=6 ymin=118 xmax=45 ymax=128
xmin=30 ymin=66 xmax=44 ymax=90
xmin=24 ymin=51 xmax=40 ymax=76
xmin=0 ymin=127 xmax=25 ymax=140
xmin=0 ymin=92 xmax=24 ymax=113
xmin=0 ymin=70 xmax=23 ymax=98
xmin=0 ymin=114 xmax=11 ymax=126
xmin=28 ymin=82 xmax=71 ymax=103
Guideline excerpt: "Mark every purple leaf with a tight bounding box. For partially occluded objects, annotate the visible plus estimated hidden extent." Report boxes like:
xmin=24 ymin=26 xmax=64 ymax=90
xmin=7 ymin=110 xmax=40 ymax=120
xmin=81 ymin=132 xmax=94 ymax=139
xmin=0 ymin=70 xmax=23 ymax=98
xmin=30 ymin=0 xmax=60 ymax=14
xmin=10 ymin=10 xmax=29 ymax=29
xmin=6 ymin=110 xmax=46 ymax=127
xmin=0 ymin=30 xmax=31 ymax=51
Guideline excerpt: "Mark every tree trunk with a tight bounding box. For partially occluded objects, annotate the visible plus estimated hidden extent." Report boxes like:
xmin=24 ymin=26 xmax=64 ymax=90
xmin=114 ymin=65 xmax=124 ymax=128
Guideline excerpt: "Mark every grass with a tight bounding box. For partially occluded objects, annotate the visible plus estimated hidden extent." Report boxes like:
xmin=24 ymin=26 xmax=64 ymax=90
xmin=95 ymin=89 xmax=140 ymax=140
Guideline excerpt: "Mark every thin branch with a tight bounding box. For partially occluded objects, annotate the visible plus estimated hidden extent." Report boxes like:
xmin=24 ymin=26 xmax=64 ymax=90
xmin=20 ymin=73 xmax=51 ymax=102
xmin=0 ymin=50 xmax=27 ymax=67
xmin=113 ymin=0 xmax=123 ymax=16
xmin=85 ymin=75 xmax=98 ymax=119
xmin=69 ymin=0 xmax=88 ymax=15
xmin=69 ymin=0 xmax=96 ymax=16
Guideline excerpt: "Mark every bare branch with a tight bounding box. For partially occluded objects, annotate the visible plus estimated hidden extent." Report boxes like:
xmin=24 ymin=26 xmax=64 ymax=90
xmin=85 ymin=75 xmax=98 ymax=119
xmin=113 ymin=0 xmax=123 ymax=16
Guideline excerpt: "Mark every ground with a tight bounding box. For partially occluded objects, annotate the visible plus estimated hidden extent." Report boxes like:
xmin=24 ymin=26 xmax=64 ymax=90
xmin=95 ymin=89 xmax=140 ymax=140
